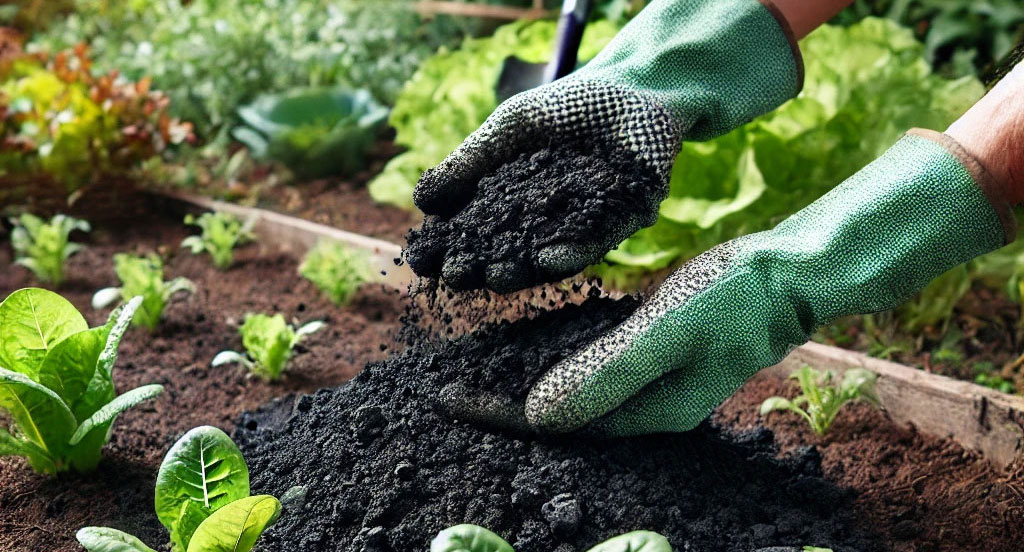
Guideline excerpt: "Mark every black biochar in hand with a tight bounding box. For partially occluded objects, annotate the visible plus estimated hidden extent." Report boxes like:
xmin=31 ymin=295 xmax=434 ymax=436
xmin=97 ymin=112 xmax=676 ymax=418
xmin=405 ymin=146 xmax=662 ymax=294
xmin=235 ymin=298 xmax=883 ymax=552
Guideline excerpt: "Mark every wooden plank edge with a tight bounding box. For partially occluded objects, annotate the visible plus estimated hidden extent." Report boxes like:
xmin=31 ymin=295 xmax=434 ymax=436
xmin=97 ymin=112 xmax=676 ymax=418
xmin=151 ymin=189 xmax=415 ymax=291
xmin=763 ymin=341 xmax=1024 ymax=470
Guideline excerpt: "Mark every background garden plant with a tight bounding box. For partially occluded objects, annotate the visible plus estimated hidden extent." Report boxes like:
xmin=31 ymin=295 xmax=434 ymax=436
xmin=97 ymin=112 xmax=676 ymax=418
xmin=9 ymin=213 xmax=89 ymax=286
xmin=299 ymin=240 xmax=373 ymax=306
xmin=77 ymin=425 xmax=280 ymax=552
xmin=212 ymin=314 xmax=325 ymax=381
xmin=761 ymin=365 xmax=881 ymax=436
xmin=92 ymin=253 xmax=195 ymax=331
xmin=0 ymin=288 xmax=163 ymax=473
xmin=181 ymin=211 xmax=254 ymax=270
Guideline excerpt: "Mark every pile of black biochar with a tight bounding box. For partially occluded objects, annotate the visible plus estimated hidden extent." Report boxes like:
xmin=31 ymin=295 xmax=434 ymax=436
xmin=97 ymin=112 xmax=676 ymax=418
xmin=235 ymin=296 xmax=883 ymax=552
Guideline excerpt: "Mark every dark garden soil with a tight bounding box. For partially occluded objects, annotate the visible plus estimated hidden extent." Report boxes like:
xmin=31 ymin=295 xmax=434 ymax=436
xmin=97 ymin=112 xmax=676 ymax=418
xmin=234 ymin=297 xmax=883 ymax=552
xmin=405 ymin=146 xmax=662 ymax=293
xmin=716 ymin=376 xmax=1024 ymax=552
xmin=0 ymin=207 xmax=404 ymax=552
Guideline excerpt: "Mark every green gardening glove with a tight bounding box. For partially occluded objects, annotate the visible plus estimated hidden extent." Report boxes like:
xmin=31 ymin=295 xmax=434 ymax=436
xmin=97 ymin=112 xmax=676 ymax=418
xmin=525 ymin=129 xmax=1015 ymax=436
xmin=405 ymin=0 xmax=803 ymax=293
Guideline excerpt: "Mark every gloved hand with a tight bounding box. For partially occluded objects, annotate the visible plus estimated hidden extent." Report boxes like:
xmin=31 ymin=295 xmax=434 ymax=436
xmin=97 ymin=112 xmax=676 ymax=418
xmin=524 ymin=129 xmax=1015 ymax=436
xmin=405 ymin=0 xmax=803 ymax=293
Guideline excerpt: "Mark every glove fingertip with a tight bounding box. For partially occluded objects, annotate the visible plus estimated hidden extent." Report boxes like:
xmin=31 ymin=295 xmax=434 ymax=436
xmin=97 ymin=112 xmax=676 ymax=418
xmin=537 ymin=243 xmax=602 ymax=280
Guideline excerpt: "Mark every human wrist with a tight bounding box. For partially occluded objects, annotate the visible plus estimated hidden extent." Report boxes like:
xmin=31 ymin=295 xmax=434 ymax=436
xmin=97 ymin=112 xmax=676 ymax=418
xmin=946 ymin=60 xmax=1024 ymax=205
xmin=765 ymin=0 xmax=854 ymax=39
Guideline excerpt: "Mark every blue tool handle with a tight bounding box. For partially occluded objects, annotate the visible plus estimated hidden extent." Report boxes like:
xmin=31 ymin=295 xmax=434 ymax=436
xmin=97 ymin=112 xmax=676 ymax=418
xmin=543 ymin=0 xmax=592 ymax=83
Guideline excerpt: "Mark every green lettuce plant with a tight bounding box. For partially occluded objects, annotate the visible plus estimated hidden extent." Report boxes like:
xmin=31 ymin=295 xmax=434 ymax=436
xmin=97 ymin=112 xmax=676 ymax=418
xmin=77 ymin=425 xmax=280 ymax=552
xmin=212 ymin=313 xmax=325 ymax=381
xmin=92 ymin=253 xmax=195 ymax=330
xmin=181 ymin=212 xmax=254 ymax=270
xmin=0 ymin=288 xmax=163 ymax=473
xmin=431 ymin=525 xmax=671 ymax=552
xmin=9 ymin=213 xmax=90 ymax=286
xmin=299 ymin=240 xmax=373 ymax=306
xmin=761 ymin=365 xmax=881 ymax=436
xmin=233 ymin=87 xmax=388 ymax=179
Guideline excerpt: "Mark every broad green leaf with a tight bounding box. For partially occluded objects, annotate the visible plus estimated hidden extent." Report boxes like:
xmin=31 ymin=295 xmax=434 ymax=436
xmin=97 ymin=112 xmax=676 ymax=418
xmin=75 ymin=298 xmax=143 ymax=419
xmin=76 ymin=527 xmax=157 ymax=552
xmin=68 ymin=384 xmax=164 ymax=446
xmin=36 ymin=325 xmax=110 ymax=419
xmin=585 ymin=531 xmax=672 ymax=552
xmin=0 ymin=288 xmax=88 ymax=377
xmin=759 ymin=397 xmax=793 ymax=416
xmin=0 ymin=366 xmax=75 ymax=463
xmin=186 ymin=495 xmax=281 ymax=552
xmin=156 ymin=426 xmax=251 ymax=551
xmin=430 ymin=524 xmax=513 ymax=552
xmin=240 ymin=314 xmax=294 ymax=379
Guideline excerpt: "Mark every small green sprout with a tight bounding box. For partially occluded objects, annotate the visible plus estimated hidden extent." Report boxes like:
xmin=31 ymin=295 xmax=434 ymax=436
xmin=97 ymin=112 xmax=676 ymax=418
xmin=77 ymin=426 xmax=280 ymax=552
xmin=299 ymin=240 xmax=373 ymax=306
xmin=430 ymin=525 xmax=670 ymax=552
xmin=212 ymin=313 xmax=325 ymax=381
xmin=9 ymin=213 xmax=90 ymax=286
xmin=760 ymin=365 xmax=881 ymax=436
xmin=92 ymin=253 xmax=196 ymax=331
xmin=0 ymin=288 xmax=163 ymax=474
xmin=181 ymin=211 xmax=254 ymax=269
xmin=803 ymin=548 xmax=834 ymax=552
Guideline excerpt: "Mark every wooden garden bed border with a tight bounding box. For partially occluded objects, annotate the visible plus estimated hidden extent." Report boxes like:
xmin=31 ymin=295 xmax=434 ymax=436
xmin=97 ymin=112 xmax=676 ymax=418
xmin=155 ymin=189 xmax=1024 ymax=470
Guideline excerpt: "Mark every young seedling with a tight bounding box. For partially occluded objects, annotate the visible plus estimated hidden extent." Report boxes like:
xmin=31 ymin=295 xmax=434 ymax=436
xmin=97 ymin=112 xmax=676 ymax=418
xmin=760 ymin=365 xmax=881 ymax=436
xmin=299 ymin=240 xmax=373 ymax=306
xmin=430 ymin=525 xmax=671 ymax=552
xmin=9 ymin=213 xmax=90 ymax=286
xmin=77 ymin=425 xmax=281 ymax=552
xmin=180 ymin=211 xmax=254 ymax=270
xmin=0 ymin=288 xmax=163 ymax=474
xmin=212 ymin=313 xmax=325 ymax=381
xmin=92 ymin=253 xmax=196 ymax=331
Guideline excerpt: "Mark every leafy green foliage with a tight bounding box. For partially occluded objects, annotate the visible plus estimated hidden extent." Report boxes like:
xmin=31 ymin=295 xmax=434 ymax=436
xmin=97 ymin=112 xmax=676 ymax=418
xmin=32 ymin=0 xmax=476 ymax=142
xmin=298 ymin=240 xmax=373 ymax=306
xmin=78 ymin=425 xmax=280 ymax=552
xmin=233 ymin=87 xmax=388 ymax=179
xmin=10 ymin=213 xmax=89 ymax=286
xmin=430 ymin=525 xmax=671 ymax=552
xmin=369 ymin=18 xmax=623 ymax=208
xmin=975 ymin=372 xmax=1015 ymax=394
xmin=761 ymin=365 xmax=881 ymax=436
xmin=92 ymin=253 xmax=195 ymax=331
xmin=181 ymin=212 xmax=254 ymax=270
xmin=185 ymin=495 xmax=281 ymax=552
xmin=0 ymin=288 xmax=163 ymax=473
xmin=155 ymin=426 xmax=250 ymax=551
xmin=0 ymin=44 xmax=193 ymax=200
xmin=835 ymin=0 xmax=1024 ymax=77
xmin=212 ymin=314 xmax=325 ymax=381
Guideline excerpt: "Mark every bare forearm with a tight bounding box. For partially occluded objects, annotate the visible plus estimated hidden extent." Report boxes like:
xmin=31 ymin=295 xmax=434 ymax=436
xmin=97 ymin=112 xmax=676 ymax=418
xmin=947 ymin=60 xmax=1024 ymax=205
xmin=769 ymin=0 xmax=854 ymax=39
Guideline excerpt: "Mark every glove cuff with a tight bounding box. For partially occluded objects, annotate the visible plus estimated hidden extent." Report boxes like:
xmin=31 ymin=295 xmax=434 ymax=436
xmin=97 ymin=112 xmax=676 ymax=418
xmin=906 ymin=128 xmax=1017 ymax=243
xmin=756 ymin=0 xmax=805 ymax=91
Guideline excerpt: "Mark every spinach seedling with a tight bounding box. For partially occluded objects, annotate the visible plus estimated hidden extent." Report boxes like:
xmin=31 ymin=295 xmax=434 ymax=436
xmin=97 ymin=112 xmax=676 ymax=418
xmin=9 ymin=213 xmax=90 ymax=286
xmin=181 ymin=212 xmax=254 ymax=270
xmin=299 ymin=240 xmax=373 ymax=305
xmin=212 ymin=313 xmax=325 ymax=381
xmin=0 ymin=288 xmax=163 ymax=473
xmin=77 ymin=425 xmax=281 ymax=552
xmin=431 ymin=525 xmax=671 ymax=552
xmin=760 ymin=365 xmax=881 ymax=436
xmin=92 ymin=253 xmax=196 ymax=331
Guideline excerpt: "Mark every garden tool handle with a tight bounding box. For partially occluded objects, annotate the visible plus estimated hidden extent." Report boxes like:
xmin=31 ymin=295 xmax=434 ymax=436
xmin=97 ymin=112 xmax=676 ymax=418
xmin=543 ymin=0 xmax=593 ymax=83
